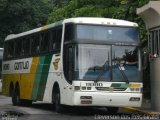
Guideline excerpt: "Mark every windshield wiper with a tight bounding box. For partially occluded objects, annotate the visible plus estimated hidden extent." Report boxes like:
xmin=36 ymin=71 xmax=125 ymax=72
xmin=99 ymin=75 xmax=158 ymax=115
xmin=95 ymin=61 xmax=110 ymax=83
xmin=116 ymin=64 xmax=129 ymax=84
xmin=95 ymin=53 xmax=110 ymax=83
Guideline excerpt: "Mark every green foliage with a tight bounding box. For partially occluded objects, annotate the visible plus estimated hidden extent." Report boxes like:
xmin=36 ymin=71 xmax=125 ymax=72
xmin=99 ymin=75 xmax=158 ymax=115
xmin=0 ymin=0 xmax=52 ymax=47
xmin=74 ymin=5 xmax=102 ymax=17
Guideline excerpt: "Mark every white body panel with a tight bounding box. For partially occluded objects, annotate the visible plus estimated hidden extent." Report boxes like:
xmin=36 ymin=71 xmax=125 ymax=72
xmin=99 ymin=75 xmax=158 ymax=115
xmin=72 ymin=92 xmax=142 ymax=107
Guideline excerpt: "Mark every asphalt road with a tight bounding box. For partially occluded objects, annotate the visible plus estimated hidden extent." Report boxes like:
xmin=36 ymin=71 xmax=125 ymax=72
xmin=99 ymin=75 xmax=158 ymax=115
xmin=0 ymin=94 xmax=152 ymax=120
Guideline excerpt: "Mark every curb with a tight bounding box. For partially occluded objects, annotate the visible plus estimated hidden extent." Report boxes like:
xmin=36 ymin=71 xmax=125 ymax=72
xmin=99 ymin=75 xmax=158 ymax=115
xmin=122 ymin=107 xmax=159 ymax=115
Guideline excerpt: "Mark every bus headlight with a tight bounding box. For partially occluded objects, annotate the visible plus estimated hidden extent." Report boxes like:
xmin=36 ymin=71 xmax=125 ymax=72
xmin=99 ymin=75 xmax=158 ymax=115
xmin=82 ymin=86 xmax=86 ymax=90
xmin=74 ymin=86 xmax=80 ymax=91
xmin=130 ymin=88 xmax=140 ymax=92
xmin=129 ymin=97 xmax=140 ymax=101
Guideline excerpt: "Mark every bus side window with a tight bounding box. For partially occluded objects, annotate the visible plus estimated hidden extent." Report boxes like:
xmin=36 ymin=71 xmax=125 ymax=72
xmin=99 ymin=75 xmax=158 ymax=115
xmin=22 ymin=38 xmax=30 ymax=56
xmin=51 ymin=29 xmax=56 ymax=51
xmin=7 ymin=41 xmax=14 ymax=59
xmin=15 ymin=39 xmax=22 ymax=57
xmin=50 ymin=27 xmax=62 ymax=52
xmin=31 ymin=35 xmax=40 ymax=55
xmin=56 ymin=28 xmax=62 ymax=50
xmin=40 ymin=32 xmax=50 ymax=53
xmin=64 ymin=23 xmax=74 ymax=42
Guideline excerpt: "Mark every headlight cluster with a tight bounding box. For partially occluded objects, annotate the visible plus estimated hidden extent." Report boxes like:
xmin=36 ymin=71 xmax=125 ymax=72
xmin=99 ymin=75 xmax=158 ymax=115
xmin=130 ymin=88 xmax=141 ymax=92
xmin=74 ymin=86 xmax=92 ymax=91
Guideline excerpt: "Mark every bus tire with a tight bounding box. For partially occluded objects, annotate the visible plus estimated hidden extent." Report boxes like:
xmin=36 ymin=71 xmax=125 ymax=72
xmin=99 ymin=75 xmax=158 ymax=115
xmin=9 ymin=82 xmax=14 ymax=97
xmin=55 ymin=89 xmax=63 ymax=113
xmin=107 ymin=107 xmax=119 ymax=114
xmin=12 ymin=86 xmax=21 ymax=106
xmin=12 ymin=90 xmax=17 ymax=106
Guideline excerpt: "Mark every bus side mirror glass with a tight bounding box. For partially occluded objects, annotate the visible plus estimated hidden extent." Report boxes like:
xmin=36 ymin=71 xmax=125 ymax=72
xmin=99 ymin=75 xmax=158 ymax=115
xmin=142 ymin=52 xmax=148 ymax=70
xmin=68 ymin=46 xmax=74 ymax=84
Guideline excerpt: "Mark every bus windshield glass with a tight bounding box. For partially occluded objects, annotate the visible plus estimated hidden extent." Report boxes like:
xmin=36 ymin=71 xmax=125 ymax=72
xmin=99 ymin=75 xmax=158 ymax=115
xmin=74 ymin=44 xmax=111 ymax=81
xmin=112 ymin=46 xmax=141 ymax=82
xmin=74 ymin=44 xmax=141 ymax=82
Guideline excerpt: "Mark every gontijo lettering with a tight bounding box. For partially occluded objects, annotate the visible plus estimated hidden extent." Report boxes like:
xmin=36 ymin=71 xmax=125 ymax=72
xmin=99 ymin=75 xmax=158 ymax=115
xmin=14 ymin=61 xmax=29 ymax=70
xmin=3 ymin=64 xmax=10 ymax=70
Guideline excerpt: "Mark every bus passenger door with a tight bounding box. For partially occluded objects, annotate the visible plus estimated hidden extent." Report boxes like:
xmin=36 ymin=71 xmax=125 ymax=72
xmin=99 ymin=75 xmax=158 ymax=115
xmin=63 ymin=45 xmax=74 ymax=104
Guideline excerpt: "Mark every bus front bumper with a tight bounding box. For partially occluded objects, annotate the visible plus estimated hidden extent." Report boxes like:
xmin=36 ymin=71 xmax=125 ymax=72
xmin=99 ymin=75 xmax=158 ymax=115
xmin=71 ymin=92 xmax=142 ymax=107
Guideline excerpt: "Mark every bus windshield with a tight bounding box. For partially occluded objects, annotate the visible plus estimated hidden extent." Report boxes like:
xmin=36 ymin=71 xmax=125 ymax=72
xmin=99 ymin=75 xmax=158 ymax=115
xmin=73 ymin=44 xmax=141 ymax=82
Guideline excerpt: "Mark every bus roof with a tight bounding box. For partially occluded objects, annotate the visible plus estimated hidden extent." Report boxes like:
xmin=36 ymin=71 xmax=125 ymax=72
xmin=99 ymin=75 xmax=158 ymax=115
xmin=5 ymin=17 xmax=138 ymax=41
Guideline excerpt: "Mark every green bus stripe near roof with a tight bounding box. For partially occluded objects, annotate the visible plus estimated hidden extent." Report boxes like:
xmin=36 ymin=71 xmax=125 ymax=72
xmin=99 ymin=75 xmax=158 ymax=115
xmin=37 ymin=54 xmax=52 ymax=100
xmin=32 ymin=56 xmax=45 ymax=100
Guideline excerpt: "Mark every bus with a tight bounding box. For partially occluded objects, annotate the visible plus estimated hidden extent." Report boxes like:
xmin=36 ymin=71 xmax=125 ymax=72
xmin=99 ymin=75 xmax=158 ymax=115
xmin=2 ymin=17 xmax=142 ymax=113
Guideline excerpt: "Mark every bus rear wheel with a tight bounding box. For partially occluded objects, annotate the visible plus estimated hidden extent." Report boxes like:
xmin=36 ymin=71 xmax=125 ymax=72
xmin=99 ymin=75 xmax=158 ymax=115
xmin=11 ymin=86 xmax=32 ymax=106
xmin=12 ymin=87 xmax=21 ymax=106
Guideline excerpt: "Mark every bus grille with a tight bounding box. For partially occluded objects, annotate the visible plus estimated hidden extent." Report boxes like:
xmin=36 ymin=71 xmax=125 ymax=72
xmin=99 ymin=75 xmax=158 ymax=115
xmin=95 ymin=87 xmax=127 ymax=91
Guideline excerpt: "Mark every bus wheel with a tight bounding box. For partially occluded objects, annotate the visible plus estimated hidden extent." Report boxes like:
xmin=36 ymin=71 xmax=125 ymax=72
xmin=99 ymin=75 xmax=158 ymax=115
xmin=12 ymin=87 xmax=21 ymax=106
xmin=55 ymin=90 xmax=63 ymax=113
xmin=107 ymin=107 xmax=119 ymax=114
xmin=12 ymin=90 xmax=17 ymax=106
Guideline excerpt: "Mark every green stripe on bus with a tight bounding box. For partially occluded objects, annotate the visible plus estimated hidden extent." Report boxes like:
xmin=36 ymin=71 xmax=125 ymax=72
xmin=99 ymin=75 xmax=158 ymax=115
xmin=32 ymin=56 xmax=45 ymax=100
xmin=120 ymin=84 xmax=130 ymax=88
xmin=37 ymin=54 xmax=52 ymax=100
xmin=111 ymin=83 xmax=121 ymax=87
xmin=111 ymin=83 xmax=130 ymax=88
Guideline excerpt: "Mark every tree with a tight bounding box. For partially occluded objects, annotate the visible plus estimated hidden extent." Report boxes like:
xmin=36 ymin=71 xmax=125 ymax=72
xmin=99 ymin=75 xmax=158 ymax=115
xmin=0 ymin=0 xmax=52 ymax=47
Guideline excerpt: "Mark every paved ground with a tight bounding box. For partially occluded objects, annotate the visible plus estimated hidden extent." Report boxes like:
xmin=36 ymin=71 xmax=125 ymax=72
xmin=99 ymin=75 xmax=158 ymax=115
xmin=0 ymin=94 xmax=159 ymax=120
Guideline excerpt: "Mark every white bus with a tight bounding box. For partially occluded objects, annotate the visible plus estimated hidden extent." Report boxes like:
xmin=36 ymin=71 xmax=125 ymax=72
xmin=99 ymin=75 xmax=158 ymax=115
xmin=2 ymin=17 xmax=142 ymax=113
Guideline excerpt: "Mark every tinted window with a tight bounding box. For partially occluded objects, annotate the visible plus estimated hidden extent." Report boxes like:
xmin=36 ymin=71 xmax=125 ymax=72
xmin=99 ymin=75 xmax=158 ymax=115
xmin=7 ymin=41 xmax=14 ymax=59
xmin=22 ymin=37 xmax=30 ymax=56
xmin=76 ymin=25 xmax=139 ymax=43
xmin=64 ymin=24 xmax=74 ymax=42
xmin=56 ymin=28 xmax=62 ymax=50
xmin=50 ymin=27 xmax=62 ymax=51
xmin=40 ymin=32 xmax=50 ymax=53
xmin=31 ymin=35 xmax=40 ymax=54
xmin=15 ymin=39 xmax=22 ymax=57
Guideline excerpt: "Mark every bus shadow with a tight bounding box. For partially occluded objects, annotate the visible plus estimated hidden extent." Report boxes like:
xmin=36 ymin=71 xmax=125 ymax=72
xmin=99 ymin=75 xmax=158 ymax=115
xmin=30 ymin=103 xmax=132 ymax=116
